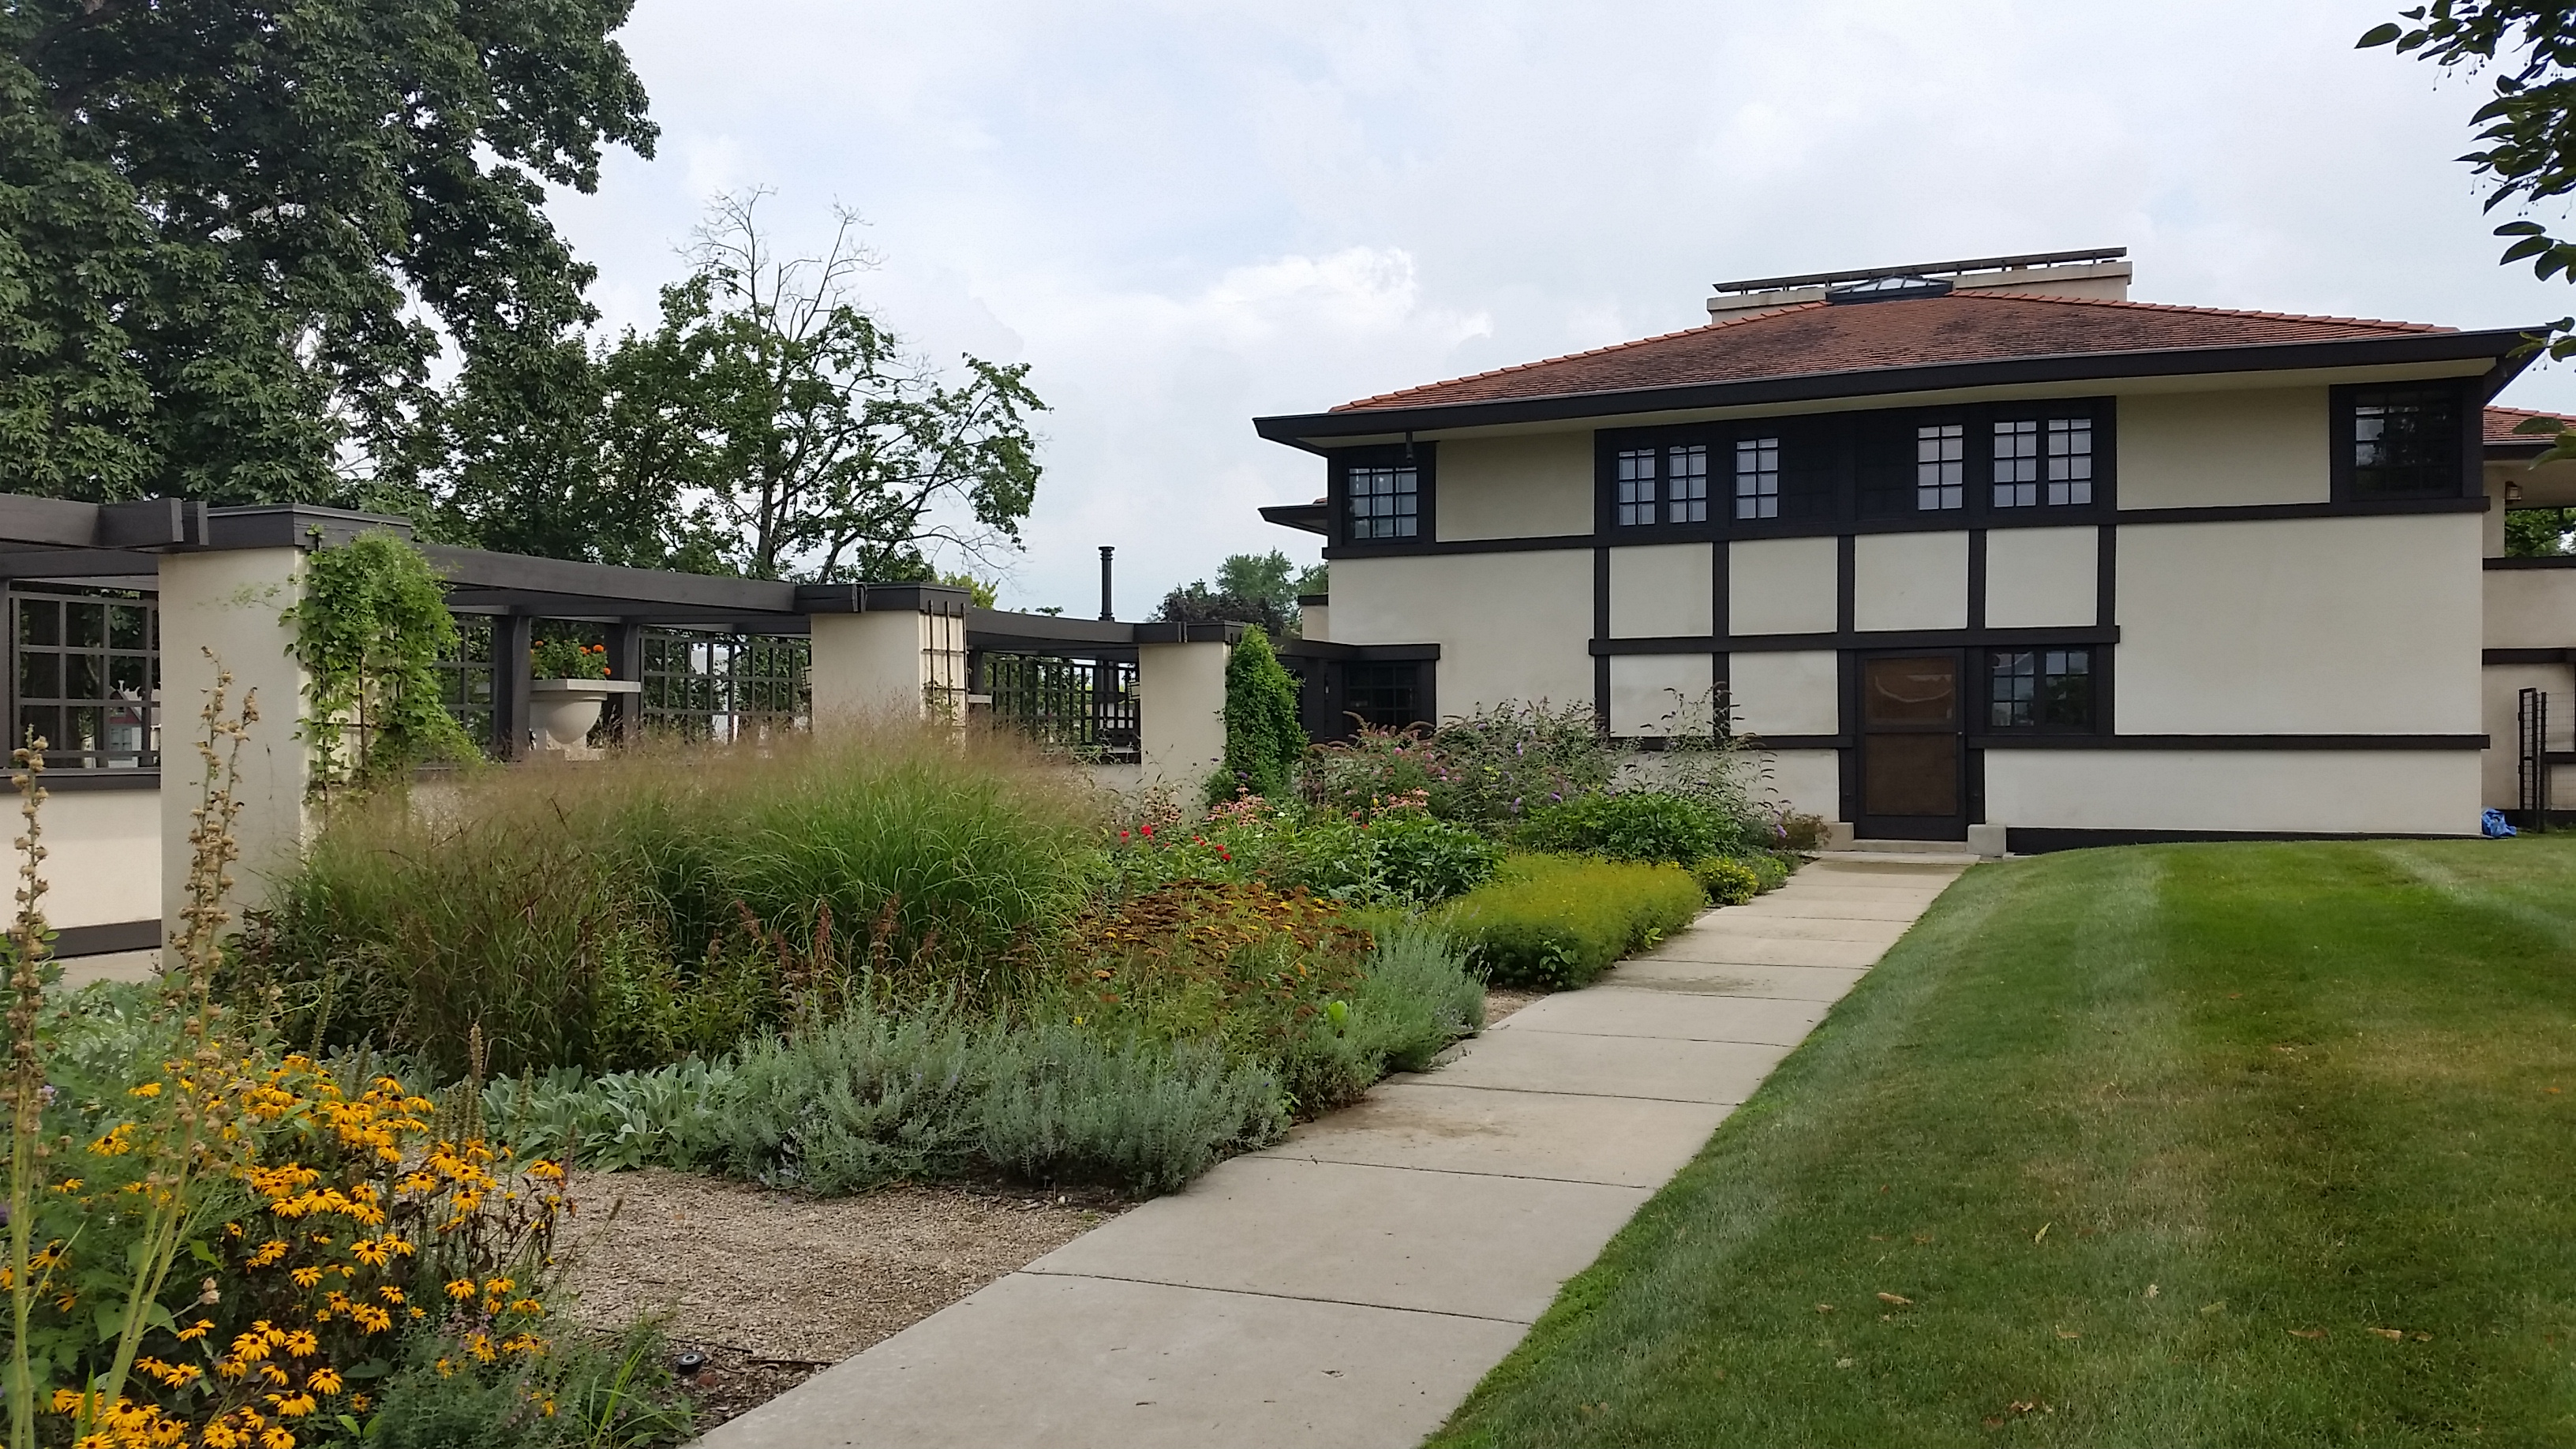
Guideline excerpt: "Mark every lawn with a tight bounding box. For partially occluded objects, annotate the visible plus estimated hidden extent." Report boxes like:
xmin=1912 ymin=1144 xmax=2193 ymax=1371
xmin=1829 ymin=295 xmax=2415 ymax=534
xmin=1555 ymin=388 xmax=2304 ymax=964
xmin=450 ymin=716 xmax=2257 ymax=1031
xmin=1429 ymin=837 xmax=2576 ymax=1447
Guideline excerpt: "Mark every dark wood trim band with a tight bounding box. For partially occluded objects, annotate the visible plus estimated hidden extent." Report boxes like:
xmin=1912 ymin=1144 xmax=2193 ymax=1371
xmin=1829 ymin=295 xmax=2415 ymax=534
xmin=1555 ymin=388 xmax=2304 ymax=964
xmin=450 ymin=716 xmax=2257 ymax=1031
xmin=1743 ymin=733 xmax=1845 ymax=751
xmin=55 ymin=919 xmax=158 ymax=958
xmin=1591 ymin=625 xmax=2122 ymax=656
xmin=5 ymin=769 xmax=160 ymax=793
xmin=1977 ymin=733 xmax=2488 ymax=751
xmin=2484 ymin=648 xmax=2575 ymax=665
xmin=1322 ymin=532 xmax=1596 ymax=560
xmin=2119 ymin=497 xmax=2488 ymax=526
xmin=2484 ymin=555 xmax=2576 ymax=571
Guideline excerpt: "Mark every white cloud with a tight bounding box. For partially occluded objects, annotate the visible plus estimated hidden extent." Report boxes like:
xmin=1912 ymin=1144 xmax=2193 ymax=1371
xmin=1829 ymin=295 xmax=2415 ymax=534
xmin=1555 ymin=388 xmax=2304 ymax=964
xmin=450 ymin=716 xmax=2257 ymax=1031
xmin=543 ymin=0 xmax=2576 ymax=612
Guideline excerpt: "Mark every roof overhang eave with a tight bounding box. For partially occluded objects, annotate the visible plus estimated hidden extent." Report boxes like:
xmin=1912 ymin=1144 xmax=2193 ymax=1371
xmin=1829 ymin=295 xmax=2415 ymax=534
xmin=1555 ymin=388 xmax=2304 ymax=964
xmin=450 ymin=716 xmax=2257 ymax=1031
xmin=1251 ymin=327 xmax=2543 ymax=448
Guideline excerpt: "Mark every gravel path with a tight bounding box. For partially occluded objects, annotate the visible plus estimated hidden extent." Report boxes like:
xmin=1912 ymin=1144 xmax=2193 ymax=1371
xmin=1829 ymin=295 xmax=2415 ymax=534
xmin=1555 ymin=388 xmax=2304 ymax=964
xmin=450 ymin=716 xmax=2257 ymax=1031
xmin=557 ymin=1169 xmax=1123 ymax=1426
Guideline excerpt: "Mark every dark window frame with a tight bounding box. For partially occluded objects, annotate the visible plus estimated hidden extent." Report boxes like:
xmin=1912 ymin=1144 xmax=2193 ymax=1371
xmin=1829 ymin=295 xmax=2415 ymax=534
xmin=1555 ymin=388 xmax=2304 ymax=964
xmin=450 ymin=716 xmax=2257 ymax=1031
xmin=1327 ymin=442 xmax=1436 ymax=549
xmin=10 ymin=586 xmax=160 ymax=771
xmin=1979 ymin=644 xmax=2101 ymax=734
xmin=1598 ymin=398 xmax=2115 ymax=540
xmin=2329 ymin=380 xmax=2477 ymax=504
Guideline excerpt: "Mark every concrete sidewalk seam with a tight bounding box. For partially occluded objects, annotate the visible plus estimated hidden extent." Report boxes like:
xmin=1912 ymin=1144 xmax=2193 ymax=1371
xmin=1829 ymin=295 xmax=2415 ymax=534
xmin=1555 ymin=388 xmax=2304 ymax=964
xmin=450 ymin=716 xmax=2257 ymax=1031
xmin=1498 ymin=1025 xmax=1818 ymax=1048
xmin=1261 ymin=1149 xmax=1692 ymax=1190
xmin=1010 ymin=1268 xmax=1541 ymax=1327
xmin=1390 ymin=1079 xmax=1750 ymax=1106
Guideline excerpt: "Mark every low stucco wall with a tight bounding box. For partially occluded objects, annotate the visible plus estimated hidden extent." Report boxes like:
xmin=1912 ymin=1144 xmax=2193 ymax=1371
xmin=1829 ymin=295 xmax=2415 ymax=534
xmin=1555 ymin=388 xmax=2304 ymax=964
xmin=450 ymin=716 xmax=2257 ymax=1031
xmin=1985 ymin=749 xmax=2481 ymax=836
xmin=5 ymin=784 xmax=159 ymax=933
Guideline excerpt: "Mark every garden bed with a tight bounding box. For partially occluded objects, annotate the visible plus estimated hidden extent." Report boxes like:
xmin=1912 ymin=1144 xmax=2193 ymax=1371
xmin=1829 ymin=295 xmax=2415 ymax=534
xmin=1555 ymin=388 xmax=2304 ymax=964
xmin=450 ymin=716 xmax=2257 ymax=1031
xmin=560 ymin=1169 xmax=1125 ymax=1429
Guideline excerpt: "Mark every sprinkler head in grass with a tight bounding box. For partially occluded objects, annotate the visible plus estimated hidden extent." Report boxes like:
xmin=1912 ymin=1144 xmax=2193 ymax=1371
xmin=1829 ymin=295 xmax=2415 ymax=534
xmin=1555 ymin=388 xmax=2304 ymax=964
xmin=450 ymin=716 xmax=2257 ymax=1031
xmin=675 ymin=1351 xmax=707 ymax=1377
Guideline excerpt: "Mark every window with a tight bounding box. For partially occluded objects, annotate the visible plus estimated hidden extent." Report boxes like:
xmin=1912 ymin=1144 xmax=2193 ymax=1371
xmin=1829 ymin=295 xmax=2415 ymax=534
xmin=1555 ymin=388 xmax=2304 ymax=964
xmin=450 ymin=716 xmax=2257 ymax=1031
xmin=1348 ymin=462 xmax=1420 ymax=539
xmin=1612 ymin=444 xmax=1709 ymax=526
xmin=2347 ymin=386 xmax=2461 ymax=499
xmin=1916 ymin=424 xmax=1965 ymax=511
xmin=1616 ymin=448 xmax=1655 ymax=526
xmin=2046 ymin=417 xmax=2094 ymax=505
xmin=1735 ymin=436 xmax=1782 ymax=519
xmin=1665 ymin=444 xmax=1709 ymax=523
xmin=1987 ymin=647 xmax=2092 ymax=729
xmin=13 ymin=588 xmax=159 ymax=769
xmin=1342 ymin=661 xmax=1424 ymax=728
xmin=1993 ymin=416 xmax=2094 ymax=507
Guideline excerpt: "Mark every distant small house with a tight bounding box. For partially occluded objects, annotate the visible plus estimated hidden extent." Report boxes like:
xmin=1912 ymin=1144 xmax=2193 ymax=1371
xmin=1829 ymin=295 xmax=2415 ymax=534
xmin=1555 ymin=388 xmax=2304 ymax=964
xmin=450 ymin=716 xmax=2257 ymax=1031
xmin=1254 ymin=248 xmax=2568 ymax=850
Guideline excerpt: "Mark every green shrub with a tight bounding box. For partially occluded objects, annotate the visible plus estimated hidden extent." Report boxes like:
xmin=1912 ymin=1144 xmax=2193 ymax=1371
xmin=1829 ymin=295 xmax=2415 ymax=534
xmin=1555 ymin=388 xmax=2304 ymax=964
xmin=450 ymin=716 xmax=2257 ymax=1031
xmin=1107 ymin=799 xmax=1500 ymax=908
xmin=1366 ymin=811 xmax=1506 ymax=904
xmin=1691 ymin=855 xmax=1761 ymax=906
xmin=1520 ymin=789 xmax=1733 ymax=864
xmin=1747 ymin=852 xmax=1791 ymax=893
xmin=1303 ymin=702 xmax=1612 ymax=829
xmin=485 ymin=923 xmax=1487 ymax=1196
xmin=1215 ymin=628 xmax=1306 ymax=803
xmin=1432 ymin=855 xmax=1707 ymax=990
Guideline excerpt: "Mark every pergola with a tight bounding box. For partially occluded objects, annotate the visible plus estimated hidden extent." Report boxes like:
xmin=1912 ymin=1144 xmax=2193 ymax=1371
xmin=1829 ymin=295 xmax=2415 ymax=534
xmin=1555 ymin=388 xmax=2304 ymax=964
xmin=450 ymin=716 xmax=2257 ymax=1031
xmin=0 ymin=493 xmax=1241 ymax=756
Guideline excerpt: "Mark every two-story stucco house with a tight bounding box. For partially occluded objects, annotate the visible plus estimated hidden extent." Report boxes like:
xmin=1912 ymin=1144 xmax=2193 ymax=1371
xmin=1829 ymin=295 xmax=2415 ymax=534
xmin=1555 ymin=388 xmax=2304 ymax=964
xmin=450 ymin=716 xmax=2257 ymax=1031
xmin=1255 ymin=248 xmax=2567 ymax=851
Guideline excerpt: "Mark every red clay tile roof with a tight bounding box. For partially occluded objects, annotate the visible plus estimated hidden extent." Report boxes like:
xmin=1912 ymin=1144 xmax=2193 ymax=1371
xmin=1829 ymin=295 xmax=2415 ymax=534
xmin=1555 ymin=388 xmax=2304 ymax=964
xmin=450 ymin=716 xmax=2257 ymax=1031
xmin=2488 ymin=405 xmax=2573 ymax=445
xmin=1332 ymin=291 xmax=2458 ymax=413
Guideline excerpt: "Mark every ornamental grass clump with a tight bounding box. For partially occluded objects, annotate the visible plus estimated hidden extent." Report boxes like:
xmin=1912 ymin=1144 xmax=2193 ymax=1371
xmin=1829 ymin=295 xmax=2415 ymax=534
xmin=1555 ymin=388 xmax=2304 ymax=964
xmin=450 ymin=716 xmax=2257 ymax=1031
xmin=234 ymin=722 xmax=1106 ymax=1076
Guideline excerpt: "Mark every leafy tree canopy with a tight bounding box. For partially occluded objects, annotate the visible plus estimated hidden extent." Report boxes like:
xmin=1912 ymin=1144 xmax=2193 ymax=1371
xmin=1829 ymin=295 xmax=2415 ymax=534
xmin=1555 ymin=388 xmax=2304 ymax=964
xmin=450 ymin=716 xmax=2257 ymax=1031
xmin=1155 ymin=551 xmax=1323 ymax=636
xmin=0 ymin=0 xmax=656 ymax=505
xmin=432 ymin=191 xmax=1045 ymax=582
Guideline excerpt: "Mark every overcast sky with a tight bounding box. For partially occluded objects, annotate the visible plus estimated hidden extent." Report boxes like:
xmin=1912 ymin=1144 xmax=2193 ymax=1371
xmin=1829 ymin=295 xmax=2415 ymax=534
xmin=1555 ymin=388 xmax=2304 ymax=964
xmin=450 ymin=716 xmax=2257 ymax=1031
xmin=544 ymin=0 xmax=2575 ymax=614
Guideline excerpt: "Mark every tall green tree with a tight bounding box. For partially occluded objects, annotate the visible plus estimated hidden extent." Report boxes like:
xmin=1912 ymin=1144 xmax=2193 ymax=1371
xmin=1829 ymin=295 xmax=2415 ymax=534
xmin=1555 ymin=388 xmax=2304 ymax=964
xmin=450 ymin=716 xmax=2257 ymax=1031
xmin=0 ymin=0 xmax=657 ymax=506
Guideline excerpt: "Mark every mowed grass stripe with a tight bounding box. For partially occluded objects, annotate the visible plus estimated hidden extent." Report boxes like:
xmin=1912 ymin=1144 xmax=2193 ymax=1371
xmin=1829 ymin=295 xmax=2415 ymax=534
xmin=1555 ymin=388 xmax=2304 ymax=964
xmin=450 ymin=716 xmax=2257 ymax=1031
xmin=1428 ymin=839 xmax=2576 ymax=1447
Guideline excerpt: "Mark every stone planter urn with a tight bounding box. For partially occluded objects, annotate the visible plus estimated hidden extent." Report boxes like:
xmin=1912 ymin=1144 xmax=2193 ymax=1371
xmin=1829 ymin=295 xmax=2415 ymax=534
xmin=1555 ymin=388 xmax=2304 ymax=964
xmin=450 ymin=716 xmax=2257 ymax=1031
xmin=527 ymin=678 xmax=642 ymax=761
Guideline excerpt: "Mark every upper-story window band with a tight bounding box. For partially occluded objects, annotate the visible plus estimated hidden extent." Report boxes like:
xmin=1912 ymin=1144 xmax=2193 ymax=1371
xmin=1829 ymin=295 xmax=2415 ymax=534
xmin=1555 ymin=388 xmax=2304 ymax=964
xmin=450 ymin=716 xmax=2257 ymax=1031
xmin=1349 ymin=462 xmax=1420 ymax=539
xmin=1735 ymin=436 xmax=1781 ymax=519
xmin=1917 ymin=423 xmax=1965 ymax=511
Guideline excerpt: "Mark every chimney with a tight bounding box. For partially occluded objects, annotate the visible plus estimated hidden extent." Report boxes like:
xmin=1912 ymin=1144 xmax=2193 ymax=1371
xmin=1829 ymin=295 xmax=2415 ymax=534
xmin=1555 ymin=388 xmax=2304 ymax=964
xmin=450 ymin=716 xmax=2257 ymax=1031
xmin=1707 ymin=247 xmax=2132 ymax=319
xmin=1099 ymin=545 xmax=1114 ymax=621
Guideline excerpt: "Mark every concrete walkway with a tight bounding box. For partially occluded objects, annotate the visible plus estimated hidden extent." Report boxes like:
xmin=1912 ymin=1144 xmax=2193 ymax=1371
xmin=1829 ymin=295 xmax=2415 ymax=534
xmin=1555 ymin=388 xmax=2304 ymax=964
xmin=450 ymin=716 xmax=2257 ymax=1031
xmin=701 ymin=855 xmax=1967 ymax=1448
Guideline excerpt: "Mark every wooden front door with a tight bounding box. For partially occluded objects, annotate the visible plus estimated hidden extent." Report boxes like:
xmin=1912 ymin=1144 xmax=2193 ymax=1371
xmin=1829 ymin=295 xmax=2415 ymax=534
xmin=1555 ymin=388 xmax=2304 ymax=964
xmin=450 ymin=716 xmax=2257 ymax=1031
xmin=1858 ymin=652 xmax=1966 ymax=841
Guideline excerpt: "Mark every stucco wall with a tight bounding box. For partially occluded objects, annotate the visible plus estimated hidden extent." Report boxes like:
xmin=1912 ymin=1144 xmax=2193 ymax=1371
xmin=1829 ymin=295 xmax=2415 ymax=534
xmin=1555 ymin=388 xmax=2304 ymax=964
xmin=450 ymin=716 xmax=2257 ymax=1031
xmin=1853 ymin=531 xmax=1968 ymax=631
xmin=1608 ymin=653 xmax=1714 ymax=736
xmin=1984 ymin=526 xmax=2099 ymax=628
xmin=2481 ymin=660 xmax=2573 ymax=807
xmin=1331 ymin=552 xmax=1593 ymax=713
xmin=1758 ymin=747 xmax=1841 ymax=826
xmin=1730 ymin=650 xmax=1840 ymax=736
xmin=2117 ymin=388 xmax=2331 ymax=509
xmin=1729 ymin=537 xmax=1838 ymax=635
xmin=2484 ymin=568 xmax=2576 ymax=650
xmin=1138 ymin=641 xmax=1230 ymax=792
xmin=2 ymin=787 xmax=158 ymax=931
xmin=157 ymin=548 xmax=309 ymax=929
xmin=1985 ymin=750 xmax=2479 ymax=836
xmin=2116 ymin=514 xmax=2483 ymax=734
xmin=1436 ymin=432 xmax=1595 ymax=541
xmin=1610 ymin=543 xmax=1713 ymax=638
